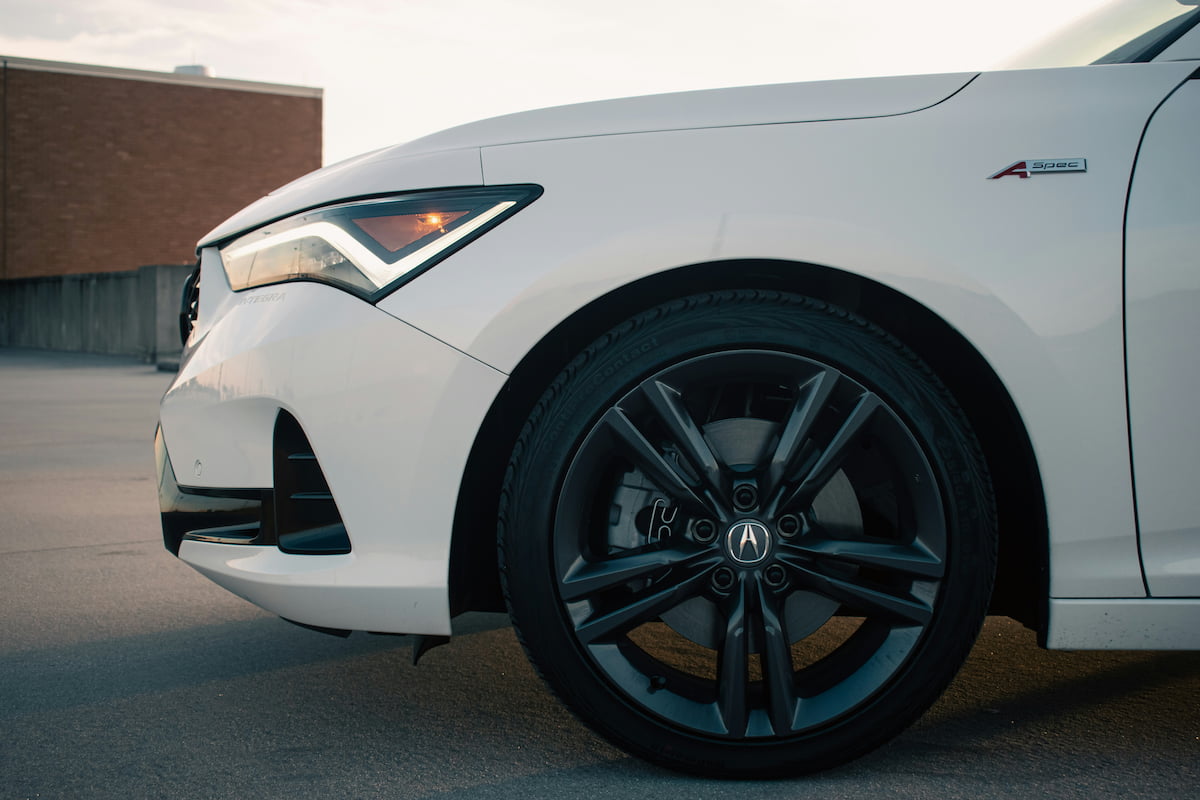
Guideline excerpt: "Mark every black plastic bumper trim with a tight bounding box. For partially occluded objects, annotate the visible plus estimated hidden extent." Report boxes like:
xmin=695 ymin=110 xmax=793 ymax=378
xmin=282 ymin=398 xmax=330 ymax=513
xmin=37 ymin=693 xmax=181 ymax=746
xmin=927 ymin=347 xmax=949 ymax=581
xmin=155 ymin=426 xmax=272 ymax=556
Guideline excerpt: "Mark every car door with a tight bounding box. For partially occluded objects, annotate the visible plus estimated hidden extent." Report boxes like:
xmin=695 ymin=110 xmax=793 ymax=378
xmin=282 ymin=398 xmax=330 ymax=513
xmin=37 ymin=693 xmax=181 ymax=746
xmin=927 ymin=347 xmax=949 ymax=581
xmin=1125 ymin=69 xmax=1200 ymax=597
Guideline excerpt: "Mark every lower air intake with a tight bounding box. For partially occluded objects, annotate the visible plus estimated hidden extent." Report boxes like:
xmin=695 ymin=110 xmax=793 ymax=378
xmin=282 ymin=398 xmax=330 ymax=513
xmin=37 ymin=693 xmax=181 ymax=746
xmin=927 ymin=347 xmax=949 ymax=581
xmin=273 ymin=411 xmax=352 ymax=555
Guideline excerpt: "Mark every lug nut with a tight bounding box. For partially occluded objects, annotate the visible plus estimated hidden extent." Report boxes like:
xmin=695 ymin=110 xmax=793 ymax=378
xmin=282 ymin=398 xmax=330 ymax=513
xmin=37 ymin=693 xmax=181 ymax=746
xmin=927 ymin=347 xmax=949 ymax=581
xmin=732 ymin=484 xmax=758 ymax=511
xmin=711 ymin=566 xmax=736 ymax=592
xmin=777 ymin=513 xmax=801 ymax=538
xmin=693 ymin=518 xmax=718 ymax=544
xmin=764 ymin=564 xmax=787 ymax=588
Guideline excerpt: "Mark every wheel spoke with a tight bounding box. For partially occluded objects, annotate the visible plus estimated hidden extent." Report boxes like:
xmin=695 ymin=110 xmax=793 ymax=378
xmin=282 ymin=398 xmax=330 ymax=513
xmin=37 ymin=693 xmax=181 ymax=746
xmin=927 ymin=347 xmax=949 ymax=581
xmin=784 ymin=537 xmax=944 ymax=579
xmin=716 ymin=577 xmax=749 ymax=737
xmin=754 ymin=578 xmax=799 ymax=735
xmin=599 ymin=407 xmax=713 ymax=515
xmin=777 ymin=551 xmax=933 ymax=625
xmin=560 ymin=545 xmax=721 ymax=602
xmin=641 ymin=379 xmax=730 ymax=515
xmin=763 ymin=369 xmax=837 ymax=498
xmin=573 ymin=561 xmax=716 ymax=644
xmin=772 ymin=391 xmax=883 ymax=514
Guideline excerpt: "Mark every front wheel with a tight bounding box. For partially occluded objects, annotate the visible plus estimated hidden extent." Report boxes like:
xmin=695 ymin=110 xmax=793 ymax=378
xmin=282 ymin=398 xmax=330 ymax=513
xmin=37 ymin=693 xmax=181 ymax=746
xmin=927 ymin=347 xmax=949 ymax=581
xmin=500 ymin=291 xmax=996 ymax=776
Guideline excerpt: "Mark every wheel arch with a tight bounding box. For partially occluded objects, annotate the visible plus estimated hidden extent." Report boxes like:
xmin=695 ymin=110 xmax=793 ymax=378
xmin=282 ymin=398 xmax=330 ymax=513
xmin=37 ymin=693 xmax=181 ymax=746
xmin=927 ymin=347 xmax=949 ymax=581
xmin=447 ymin=258 xmax=1047 ymax=634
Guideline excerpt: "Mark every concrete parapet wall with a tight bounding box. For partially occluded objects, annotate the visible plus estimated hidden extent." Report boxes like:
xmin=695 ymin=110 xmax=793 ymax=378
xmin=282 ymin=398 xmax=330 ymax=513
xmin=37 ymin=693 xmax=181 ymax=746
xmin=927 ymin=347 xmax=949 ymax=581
xmin=0 ymin=263 xmax=194 ymax=361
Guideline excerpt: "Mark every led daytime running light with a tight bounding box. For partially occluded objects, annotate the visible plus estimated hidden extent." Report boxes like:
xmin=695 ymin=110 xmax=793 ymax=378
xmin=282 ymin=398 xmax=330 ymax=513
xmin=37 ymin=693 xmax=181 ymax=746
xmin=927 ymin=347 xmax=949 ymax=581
xmin=217 ymin=186 xmax=539 ymax=300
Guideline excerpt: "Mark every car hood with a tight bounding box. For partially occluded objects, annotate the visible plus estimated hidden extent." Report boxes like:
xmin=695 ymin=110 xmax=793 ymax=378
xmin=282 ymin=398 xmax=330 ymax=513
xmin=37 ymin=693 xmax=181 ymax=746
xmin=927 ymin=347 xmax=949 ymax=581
xmin=200 ymin=71 xmax=977 ymax=246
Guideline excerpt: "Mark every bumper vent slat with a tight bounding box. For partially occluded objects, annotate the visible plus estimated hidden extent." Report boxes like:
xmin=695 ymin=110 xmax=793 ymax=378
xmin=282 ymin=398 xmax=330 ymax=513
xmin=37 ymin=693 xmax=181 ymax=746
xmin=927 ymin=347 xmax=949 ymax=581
xmin=183 ymin=522 xmax=261 ymax=545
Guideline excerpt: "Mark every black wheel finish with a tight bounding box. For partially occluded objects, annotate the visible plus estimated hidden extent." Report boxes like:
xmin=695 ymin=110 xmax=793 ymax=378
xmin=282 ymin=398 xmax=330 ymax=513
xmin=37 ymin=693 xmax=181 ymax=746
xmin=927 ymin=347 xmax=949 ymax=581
xmin=499 ymin=291 xmax=996 ymax=776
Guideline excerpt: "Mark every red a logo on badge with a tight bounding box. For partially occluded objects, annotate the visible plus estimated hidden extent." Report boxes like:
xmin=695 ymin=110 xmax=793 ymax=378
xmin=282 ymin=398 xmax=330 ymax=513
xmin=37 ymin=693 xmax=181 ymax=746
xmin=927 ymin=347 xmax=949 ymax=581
xmin=989 ymin=161 xmax=1031 ymax=180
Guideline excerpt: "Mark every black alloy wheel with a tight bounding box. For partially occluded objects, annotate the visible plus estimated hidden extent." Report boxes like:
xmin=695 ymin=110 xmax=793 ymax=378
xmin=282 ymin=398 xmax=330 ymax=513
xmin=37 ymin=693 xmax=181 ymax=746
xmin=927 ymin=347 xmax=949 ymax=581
xmin=500 ymin=290 xmax=996 ymax=776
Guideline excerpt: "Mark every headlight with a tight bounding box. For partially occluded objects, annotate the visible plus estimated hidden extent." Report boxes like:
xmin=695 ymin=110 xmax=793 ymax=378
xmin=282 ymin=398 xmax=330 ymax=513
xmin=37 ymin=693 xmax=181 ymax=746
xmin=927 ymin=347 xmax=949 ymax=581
xmin=218 ymin=185 xmax=541 ymax=300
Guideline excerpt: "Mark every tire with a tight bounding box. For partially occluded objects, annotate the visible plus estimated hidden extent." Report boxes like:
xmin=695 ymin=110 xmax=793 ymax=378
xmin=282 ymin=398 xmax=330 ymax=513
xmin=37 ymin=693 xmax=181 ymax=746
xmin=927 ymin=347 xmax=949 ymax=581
xmin=499 ymin=290 xmax=996 ymax=776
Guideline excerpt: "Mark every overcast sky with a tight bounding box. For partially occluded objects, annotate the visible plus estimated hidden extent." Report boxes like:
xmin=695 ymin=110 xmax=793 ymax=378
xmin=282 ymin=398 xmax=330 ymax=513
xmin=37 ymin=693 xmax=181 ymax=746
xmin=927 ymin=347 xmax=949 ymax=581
xmin=1 ymin=0 xmax=1108 ymax=164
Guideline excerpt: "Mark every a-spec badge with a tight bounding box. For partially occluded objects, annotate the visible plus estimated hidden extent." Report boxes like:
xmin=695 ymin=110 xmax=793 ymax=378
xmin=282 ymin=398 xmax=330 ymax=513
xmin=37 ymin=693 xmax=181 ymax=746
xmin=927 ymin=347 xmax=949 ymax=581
xmin=989 ymin=159 xmax=1087 ymax=180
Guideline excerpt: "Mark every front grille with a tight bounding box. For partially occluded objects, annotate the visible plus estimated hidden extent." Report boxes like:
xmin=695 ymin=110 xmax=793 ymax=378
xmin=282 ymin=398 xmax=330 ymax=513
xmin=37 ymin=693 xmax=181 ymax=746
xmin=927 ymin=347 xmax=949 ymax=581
xmin=179 ymin=262 xmax=200 ymax=346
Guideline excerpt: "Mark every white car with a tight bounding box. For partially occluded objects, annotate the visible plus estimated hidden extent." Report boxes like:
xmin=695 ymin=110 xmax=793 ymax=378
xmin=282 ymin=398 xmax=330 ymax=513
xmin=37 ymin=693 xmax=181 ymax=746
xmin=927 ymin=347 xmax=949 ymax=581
xmin=156 ymin=0 xmax=1200 ymax=776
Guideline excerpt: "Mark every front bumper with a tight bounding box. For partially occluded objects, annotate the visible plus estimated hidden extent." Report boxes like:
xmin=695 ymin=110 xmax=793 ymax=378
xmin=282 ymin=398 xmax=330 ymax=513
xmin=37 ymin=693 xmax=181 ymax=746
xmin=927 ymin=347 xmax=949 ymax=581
xmin=157 ymin=268 xmax=507 ymax=635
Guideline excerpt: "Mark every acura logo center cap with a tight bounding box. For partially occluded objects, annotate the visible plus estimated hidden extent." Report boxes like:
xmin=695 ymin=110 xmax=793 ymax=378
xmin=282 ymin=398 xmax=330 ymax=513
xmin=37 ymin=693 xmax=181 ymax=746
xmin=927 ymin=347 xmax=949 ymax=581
xmin=726 ymin=520 xmax=772 ymax=565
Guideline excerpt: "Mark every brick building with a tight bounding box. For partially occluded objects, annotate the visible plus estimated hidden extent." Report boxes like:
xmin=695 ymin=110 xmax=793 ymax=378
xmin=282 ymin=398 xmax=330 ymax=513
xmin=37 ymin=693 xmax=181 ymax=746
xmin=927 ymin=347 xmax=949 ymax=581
xmin=0 ymin=55 xmax=322 ymax=358
xmin=1 ymin=55 xmax=322 ymax=279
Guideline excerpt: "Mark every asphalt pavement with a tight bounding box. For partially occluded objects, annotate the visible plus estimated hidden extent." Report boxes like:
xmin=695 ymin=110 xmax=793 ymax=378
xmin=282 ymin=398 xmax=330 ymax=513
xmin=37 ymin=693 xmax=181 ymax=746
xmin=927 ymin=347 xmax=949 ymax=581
xmin=0 ymin=347 xmax=1196 ymax=799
